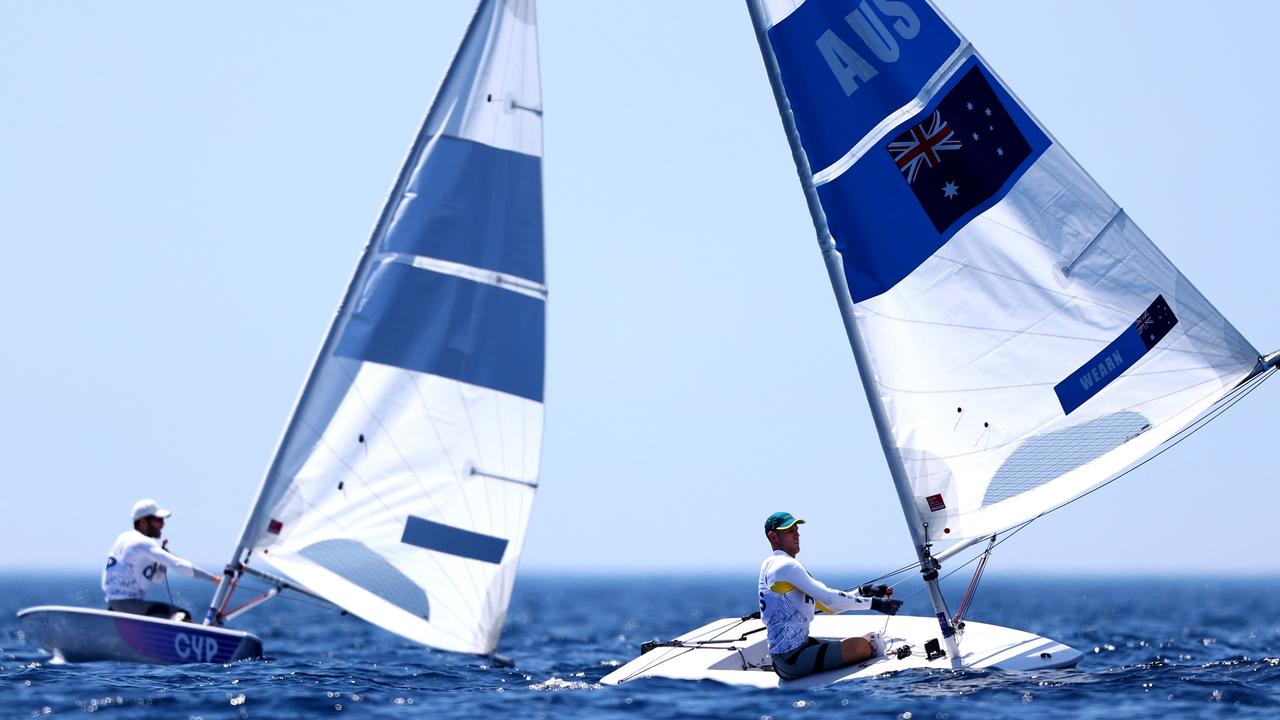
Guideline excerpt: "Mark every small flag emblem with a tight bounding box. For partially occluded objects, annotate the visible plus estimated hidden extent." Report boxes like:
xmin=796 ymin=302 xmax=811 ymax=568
xmin=926 ymin=494 xmax=946 ymax=512
xmin=267 ymin=519 xmax=283 ymax=535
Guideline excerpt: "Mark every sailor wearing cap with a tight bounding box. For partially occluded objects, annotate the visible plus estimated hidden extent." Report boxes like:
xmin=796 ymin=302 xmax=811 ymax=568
xmin=758 ymin=512 xmax=902 ymax=680
xmin=101 ymin=499 xmax=220 ymax=621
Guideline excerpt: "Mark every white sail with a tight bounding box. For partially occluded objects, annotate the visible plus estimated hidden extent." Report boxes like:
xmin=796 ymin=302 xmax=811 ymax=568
xmin=220 ymin=0 xmax=544 ymax=655
xmin=751 ymin=0 xmax=1259 ymax=541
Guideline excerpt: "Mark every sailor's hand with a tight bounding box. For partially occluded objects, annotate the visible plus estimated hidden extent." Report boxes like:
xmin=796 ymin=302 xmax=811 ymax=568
xmin=871 ymin=598 xmax=903 ymax=615
xmin=859 ymin=584 xmax=891 ymax=599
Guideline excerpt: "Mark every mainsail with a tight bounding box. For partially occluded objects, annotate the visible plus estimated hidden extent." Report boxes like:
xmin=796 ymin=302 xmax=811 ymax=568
xmin=208 ymin=0 xmax=544 ymax=655
xmin=748 ymin=0 xmax=1260 ymax=543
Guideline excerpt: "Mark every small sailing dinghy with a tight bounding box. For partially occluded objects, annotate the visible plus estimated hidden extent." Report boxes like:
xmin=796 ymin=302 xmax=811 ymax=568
xmin=602 ymin=0 xmax=1277 ymax=687
xmin=19 ymin=0 xmax=546 ymax=665
xmin=16 ymin=608 xmax=264 ymax=665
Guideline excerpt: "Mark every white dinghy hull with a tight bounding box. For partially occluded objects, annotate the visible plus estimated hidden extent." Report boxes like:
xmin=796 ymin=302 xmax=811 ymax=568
xmin=18 ymin=606 xmax=263 ymax=664
xmin=600 ymin=614 xmax=1080 ymax=688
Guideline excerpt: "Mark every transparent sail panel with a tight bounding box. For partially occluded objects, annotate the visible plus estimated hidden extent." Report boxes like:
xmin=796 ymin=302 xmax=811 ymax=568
xmin=756 ymin=0 xmax=1258 ymax=540
xmin=230 ymin=0 xmax=544 ymax=654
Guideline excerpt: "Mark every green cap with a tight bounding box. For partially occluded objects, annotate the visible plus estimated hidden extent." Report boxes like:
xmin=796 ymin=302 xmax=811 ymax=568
xmin=764 ymin=512 xmax=805 ymax=533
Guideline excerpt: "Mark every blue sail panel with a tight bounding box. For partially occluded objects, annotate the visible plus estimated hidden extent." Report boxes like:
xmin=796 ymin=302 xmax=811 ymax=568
xmin=401 ymin=516 xmax=508 ymax=564
xmin=384 ymin=135 xmax=544 ymax=284
xmin=767 ymin=0 xmax=960 ymax=173
xmin=817 ymin=58 xmax=1049 ymax=302
xmin=335 ymin=262 xmax=544 ymax=402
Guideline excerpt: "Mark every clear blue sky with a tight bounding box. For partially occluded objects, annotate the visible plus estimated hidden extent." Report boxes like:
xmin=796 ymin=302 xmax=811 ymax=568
xmin=2 ymin=1 xmax=1276 ymax=578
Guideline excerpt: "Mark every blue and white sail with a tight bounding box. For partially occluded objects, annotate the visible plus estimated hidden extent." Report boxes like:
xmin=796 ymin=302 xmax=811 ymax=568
xmin=213 ymin=0 xmax=544 ymax=655
xmin=750 ymin=0 xmax=1260 ymax=541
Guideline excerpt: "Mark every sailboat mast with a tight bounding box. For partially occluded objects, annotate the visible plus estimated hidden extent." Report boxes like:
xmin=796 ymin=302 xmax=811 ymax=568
xmin=744 ymin=0 xmax=962 ymax=665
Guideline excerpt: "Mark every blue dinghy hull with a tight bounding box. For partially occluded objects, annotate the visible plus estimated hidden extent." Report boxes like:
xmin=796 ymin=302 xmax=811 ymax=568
xmin=17 ymin=605 xmax=263 ymax=664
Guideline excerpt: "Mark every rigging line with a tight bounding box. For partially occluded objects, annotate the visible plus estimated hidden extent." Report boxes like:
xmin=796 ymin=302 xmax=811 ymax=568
xmin=900 ymin=525 xmax=1034 ymax=611
xmin=251 ymin=550 xmax=483 ymax=651
xmin=319 ymin=371 xmax=488 ymax=609
xmin=1120 ymin=361 xmax=1261 ymax=380
xmin=615 ymin=625 xmax=742 ymax=682
xmin=646 ymin=625 xmax=769 ymax=649
xmin=233 ymin=576 xmax=340 ymax=614
xmin=953 ymin=537 xmax=995 ymax=622
xmin=616 ymin=617 xmax=750 ymax=683
xmin=860 ymin=560 xmax=923 ymax=588
xmin=981 ymin=368 xmax=1274 ymax=547
xmin=257 ymin=547 xmax=477 ymax=635
xmin=1125 ymin=367 xmax=1260 ymax=413
xmin=163 ymin=570 xmax=177 ymax=610
xmin=617 ymin=645 xmax=703 ymax=684
xmin=893 ymin=369 xmax=1250 ymax=480
xmin=884 ymin=530 xmax=1017 ymax=610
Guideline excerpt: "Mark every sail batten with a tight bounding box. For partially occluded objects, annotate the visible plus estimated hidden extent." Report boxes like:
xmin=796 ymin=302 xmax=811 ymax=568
xmin=208 ymin=0 xmax=544 ymax=656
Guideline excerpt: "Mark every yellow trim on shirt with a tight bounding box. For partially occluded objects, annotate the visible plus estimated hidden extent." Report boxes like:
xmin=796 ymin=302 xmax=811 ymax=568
xmin=770 ymin=580 xmax=836 ymax=614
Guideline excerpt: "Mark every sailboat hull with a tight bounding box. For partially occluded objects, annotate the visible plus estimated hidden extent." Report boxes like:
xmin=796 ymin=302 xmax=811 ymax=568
xmin=17 ymin=606 xmax=263 ymax=664
xmin=600 ymin=614 xmax=1081 ymax=687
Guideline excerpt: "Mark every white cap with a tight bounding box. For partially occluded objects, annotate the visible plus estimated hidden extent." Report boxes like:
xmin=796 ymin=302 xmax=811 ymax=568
xmin=131 ymin=498 xmax=173 ymax=522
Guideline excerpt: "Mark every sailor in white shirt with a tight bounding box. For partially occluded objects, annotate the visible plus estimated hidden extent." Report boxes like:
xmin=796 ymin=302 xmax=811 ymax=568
xmin=758 ymin=512 xmax=902 ymax=680
xmin=102 ymin=499 xmax=219 ymax=621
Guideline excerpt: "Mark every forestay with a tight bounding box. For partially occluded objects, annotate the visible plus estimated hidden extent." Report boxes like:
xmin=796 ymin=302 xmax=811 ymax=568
xmin=214 ymin=0 xmax=545 ymax=655
xmin=752 ymin=0 xmax=1259 ymax=541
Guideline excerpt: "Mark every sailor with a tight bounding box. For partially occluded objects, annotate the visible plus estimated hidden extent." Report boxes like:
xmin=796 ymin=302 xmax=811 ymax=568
xmin=102 ymin=499 xmax=220 ymax=621
xmin=759 ymin=511 xmax=902 ymax=680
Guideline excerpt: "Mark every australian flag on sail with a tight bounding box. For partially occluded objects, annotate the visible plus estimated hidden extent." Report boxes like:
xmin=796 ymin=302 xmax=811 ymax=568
xmin=814 ymin=57 xmax=1050 ymax=302
xmin=886 ymin=65 xmax=1036 ymax=234
xmin=1053 ymin=296 xmax=1179 ymax=415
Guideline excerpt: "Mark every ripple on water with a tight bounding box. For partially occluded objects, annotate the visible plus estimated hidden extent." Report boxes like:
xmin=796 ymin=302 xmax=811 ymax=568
xmin=527 ymin=677 xmax=601 ymax=691
xmin=7 ymin=575 xmax=1280 ymax=719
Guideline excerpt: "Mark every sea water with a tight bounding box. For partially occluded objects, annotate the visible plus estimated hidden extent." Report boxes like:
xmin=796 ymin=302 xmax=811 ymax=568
xmin=3 ymin=572 xmax=1279 ymax=719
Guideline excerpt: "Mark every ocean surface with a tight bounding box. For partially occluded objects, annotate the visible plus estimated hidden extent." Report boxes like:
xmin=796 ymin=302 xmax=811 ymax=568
xmin=3 ymin=572 xmax=1279 ymax=719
